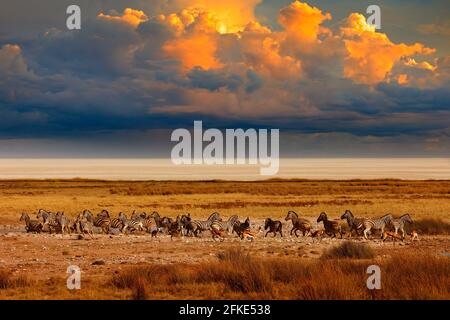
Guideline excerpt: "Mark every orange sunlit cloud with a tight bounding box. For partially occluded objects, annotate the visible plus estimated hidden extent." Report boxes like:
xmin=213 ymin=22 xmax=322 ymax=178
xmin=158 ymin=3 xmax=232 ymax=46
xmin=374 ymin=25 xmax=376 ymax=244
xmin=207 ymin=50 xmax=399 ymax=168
xmin=0 ymin=44 xmax=32 ymax=77
xmin=163 ymin=33 xmax=223 ymax=70
xmin=91 ymin=2 xmax=440 ymax=86
xmin=240 ymin=21 xmax=302 ymax=80
xmin=279 ymin=1 xmax=332 ymax=43
xmin=176 ymin=0 xmax=262 ymax=33
xmin=98 ymin=8 xmax=149 ymax=27
xmin=341 ymin=13 xmax=436 ymax=85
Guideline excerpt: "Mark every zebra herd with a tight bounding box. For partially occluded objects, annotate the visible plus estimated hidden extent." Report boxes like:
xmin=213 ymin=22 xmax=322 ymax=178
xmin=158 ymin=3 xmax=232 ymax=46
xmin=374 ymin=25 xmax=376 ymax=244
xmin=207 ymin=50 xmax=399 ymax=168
xmin=19 ymin=209 xmax=416 ymax=242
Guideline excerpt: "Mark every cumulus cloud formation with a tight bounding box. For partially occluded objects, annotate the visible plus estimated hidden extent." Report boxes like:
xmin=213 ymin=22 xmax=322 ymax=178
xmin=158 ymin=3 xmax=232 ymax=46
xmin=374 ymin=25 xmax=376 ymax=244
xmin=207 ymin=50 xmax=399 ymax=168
xmin=98 ymin=8 xmax=149 ymax=27
xmin=0 ymin=0 xmax=449 ymax=156
xmin=341 ymin=13 xmax=436 ymax=85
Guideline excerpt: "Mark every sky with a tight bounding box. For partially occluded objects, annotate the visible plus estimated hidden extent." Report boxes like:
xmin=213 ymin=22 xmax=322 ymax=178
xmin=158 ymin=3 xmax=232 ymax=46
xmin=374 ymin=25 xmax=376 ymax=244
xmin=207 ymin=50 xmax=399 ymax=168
xmin=0 ymin=0 xmax=449 ymax=157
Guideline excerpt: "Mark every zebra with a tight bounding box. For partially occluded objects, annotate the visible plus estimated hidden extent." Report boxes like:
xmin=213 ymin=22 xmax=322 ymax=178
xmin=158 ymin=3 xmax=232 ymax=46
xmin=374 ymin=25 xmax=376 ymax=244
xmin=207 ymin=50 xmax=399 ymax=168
xmin=110 ymin=212 xmax=126 ymax=231
xmin=55 ymin=212 xmax=71 ymax=235
xmin=210 ymin=215 xmax=239 ymax=234
xmin=285 ymin=211 xmax=311 ymax=237
xmin=234 ymin=217 xmax=250 ymax=237
xmin=264 ymin=218 xmax=283 ymax=237
xmin=390 ymin=213 xmax=413 ymax=240
xmin=83 ymin=210 xmax=110 ymax=234
xmin=340 ymin=210 xmax=365 ymax=237
xmin=37 ymin=209 xmax=60 ymax=233
xmin=168 ymin=216 xmax=183 ymax=239
xmin=180 ymin=213 xmax=193 ymax=236
xmin=138 ymin=212 xmax=157 ymax=232
xmin=188 ymin=212 xmax=222 ymax=237
xmin=120 ymin=212 xmax=144 ymax=234
xmin=74 ymin=212 xmax=95 ymax=239
xmin=150 ymin=211 xmax=173 ymax=234
xmin=362 ymin=214 xmax=393 ymax=240
xmin=317 ymin=212 xmax=343 ymax=238
xmin=20 ymin=212 xmax=43 ymax=233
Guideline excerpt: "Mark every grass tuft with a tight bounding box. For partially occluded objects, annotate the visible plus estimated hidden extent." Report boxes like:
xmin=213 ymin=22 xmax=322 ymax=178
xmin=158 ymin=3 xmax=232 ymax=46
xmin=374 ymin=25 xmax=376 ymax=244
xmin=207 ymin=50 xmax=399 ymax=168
xmin=411 ymin=218 xmax=450 ymax=235
xmin=322 ymin=241 xmax=375 ymax=259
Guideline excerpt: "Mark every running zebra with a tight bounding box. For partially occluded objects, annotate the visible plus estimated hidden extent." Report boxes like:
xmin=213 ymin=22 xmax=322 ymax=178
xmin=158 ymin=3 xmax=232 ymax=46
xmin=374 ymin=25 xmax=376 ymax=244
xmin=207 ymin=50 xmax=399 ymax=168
xmin=234 ymin=217 xmax=250 ymax=237
xmin=390 ymin=213 xmax=413 ymax=240
xmin=120 ymin=212 xmax=144 ymax=234
xmin=362 ymin=214 xmax=393 ymax=240
xmin=264 ymin=218 xmax=283 ymax=237
xmin=37 ymin=209 xmax=60 ymax=233
xmin=134 ymin=212 xmax=155 ymax=232
xmin=340 ymin=210 xmax=365 ymax=237
xmin=285 ymin=211 xmax=311 ymax=237
xmin=20 ymin=212 xmax=43 ymax=233
xmin=189 ymin=212 xmax=221 ymax=237
xmin=74 ymin=212 xmax=95 ymax=239
xmin=55 ymin=212 xmax=72 ymax=235
xmin=150 ymin=211 xmax=172 ymax=234
xmin=140 ymin=212 xmax=158 ymax=232
xmin=317 ymin=212 xmax=343 ymax=238
xmin=83 ymin=210 xmax=110 ymax=234
xmin=210 ymin=215 xmax=238 ymax=234
xmin=180 ymin=214 xmax=193 ymax=236
xmin=110 ymin=213 xmax=126 ymax=231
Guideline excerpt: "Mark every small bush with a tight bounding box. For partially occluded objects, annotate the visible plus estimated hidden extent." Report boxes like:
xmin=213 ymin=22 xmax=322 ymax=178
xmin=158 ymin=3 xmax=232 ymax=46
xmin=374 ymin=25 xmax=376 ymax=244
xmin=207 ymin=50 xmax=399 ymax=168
xmin=131 ymin=277 xmax=148 ymax=300
xmin=0 ymin=270 xmax=31 ymax=289
xmin=412 ymin=219 xmax=450 ymax=235
xmin=322 ymin=241 xmax=375 ymax=259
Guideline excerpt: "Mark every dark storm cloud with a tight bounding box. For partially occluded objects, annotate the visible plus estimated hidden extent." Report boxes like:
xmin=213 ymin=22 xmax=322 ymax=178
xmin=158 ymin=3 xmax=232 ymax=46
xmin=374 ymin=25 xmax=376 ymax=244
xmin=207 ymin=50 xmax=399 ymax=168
xmin=0 ymin=1 xmax=449 ymax=157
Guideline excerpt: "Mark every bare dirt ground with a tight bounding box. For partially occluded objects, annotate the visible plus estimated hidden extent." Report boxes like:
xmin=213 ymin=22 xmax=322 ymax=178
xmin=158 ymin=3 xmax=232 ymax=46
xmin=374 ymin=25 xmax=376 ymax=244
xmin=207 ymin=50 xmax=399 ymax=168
xmin=0 ymin=179 xmax=449 ymax=299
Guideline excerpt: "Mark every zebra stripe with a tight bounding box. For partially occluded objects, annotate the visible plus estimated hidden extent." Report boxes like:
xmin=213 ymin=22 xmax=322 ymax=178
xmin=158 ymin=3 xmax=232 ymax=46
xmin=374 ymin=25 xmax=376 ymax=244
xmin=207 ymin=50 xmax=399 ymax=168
xmin=20 ymin=213 xmax=43 ymax=233
xmin=37 ymin=209 xmax=60 ymax=233
xmin=189 ymin=212 xmax=221 ymax=237
xmin=210 ymin=215 xmax=238 ymax=233
xmin=390 ymin=213 xmax=413 ymax=240
xmin=363 ymin=214 xmax=393 ymax=239
xmin=56 ymin=212 xmax=72 ymax=235
xmin=119 ymin=212 xmax=144 ymax=233
xmin=340 ymin=210 xmax=365 ymax=237
xmin=83 ymin=210 xmax=111 ymax=234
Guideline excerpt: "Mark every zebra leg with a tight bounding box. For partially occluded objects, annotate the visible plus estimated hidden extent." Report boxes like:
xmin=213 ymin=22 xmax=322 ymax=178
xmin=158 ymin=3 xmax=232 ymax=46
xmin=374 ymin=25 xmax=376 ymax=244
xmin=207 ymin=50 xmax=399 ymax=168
xmin=265 ymin=231 xmax=269 ymax=237
xmin=363 ymin=227 xmax=370 ymax=240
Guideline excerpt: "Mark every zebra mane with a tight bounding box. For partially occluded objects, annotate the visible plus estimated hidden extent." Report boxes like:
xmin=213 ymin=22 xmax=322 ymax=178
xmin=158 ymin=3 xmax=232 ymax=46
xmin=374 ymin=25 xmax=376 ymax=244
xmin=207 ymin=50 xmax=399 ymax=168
xmin=151 ymin=211 xmax=160 ymax=218
xmin=287 ymin=210 xmax=298 ymax=218
xmin=207 ymin=212 xmax=220 ymax=221
xmin=380 ymin=214 xmax=393 ymax=221
xmin=399 ymin=213 xmax=411 ymax=219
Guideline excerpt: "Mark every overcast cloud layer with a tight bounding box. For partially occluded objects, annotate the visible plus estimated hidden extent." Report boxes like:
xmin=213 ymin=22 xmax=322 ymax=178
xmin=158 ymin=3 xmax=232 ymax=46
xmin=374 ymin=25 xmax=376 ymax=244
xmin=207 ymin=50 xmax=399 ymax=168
xmin=0 ymin=0 xmax=449 ymax=157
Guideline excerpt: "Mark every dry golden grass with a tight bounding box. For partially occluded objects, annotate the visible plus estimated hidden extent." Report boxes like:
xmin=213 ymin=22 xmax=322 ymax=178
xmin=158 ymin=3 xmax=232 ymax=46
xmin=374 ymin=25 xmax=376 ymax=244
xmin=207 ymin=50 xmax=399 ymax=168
xmin=322 ymin=242 xmax=375 ymax=259
xmin=0 ymin=270 xmax=33 ymax=289
xmin=1 ymin=179 xmax=449 ymax=226
xmin=108 ymin=248 xmax=450 ymax=300
xmin=1 ymin=249 xmax=448 ymax=300
xmin=0 ymin=179 xmax=449 ymax=300
xmin=411 ymin=218 xmax=450 ymax=235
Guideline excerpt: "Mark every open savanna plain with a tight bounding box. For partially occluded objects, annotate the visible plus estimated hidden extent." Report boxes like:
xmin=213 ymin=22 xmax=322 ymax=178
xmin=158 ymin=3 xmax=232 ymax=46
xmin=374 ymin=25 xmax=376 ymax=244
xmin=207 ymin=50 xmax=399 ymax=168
xmin=0 ymin=179 xmax=449 ymax=300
